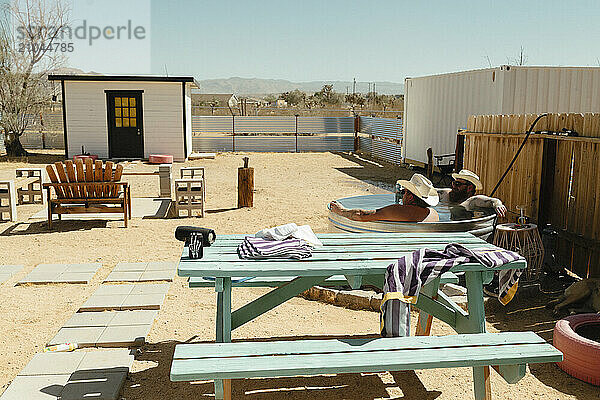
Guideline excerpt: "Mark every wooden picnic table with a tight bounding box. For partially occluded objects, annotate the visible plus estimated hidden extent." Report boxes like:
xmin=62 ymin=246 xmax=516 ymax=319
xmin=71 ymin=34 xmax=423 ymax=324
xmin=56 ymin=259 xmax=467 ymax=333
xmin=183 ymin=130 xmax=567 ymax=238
xmin=177 ymin=232 xmax=529 ymax=399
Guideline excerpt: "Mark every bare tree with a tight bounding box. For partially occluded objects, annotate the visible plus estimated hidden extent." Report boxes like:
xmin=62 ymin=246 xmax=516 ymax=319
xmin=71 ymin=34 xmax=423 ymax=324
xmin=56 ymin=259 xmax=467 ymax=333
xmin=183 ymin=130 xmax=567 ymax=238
xmin=0 ymin=0 xmax=69 ymax=156
xmin=507 ymin=46 xmax=528 ymax=66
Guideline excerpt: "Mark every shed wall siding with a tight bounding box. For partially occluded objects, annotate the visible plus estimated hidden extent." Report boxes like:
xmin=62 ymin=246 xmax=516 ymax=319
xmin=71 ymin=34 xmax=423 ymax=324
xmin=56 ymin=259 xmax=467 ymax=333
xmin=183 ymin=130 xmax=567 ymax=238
xmin=64 ymin=81 xmax=185 ymax=160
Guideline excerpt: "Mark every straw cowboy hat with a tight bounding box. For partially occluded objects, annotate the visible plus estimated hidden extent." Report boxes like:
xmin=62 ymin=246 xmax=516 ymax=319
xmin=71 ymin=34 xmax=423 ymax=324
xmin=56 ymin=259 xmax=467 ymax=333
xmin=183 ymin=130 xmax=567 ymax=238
xmin=396 ymin=174 xmax=439 ymax=206
xmin=452 ymin=169 xmax=483 ymax=190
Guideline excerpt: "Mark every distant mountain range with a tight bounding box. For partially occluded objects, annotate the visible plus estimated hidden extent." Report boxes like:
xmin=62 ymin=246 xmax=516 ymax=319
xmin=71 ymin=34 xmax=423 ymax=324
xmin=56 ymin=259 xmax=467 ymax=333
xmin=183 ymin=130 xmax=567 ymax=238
xmin=195 ymin=77 xmax=404 ymax=96
xmin=51 ymin=69 xmax=404 ymax=96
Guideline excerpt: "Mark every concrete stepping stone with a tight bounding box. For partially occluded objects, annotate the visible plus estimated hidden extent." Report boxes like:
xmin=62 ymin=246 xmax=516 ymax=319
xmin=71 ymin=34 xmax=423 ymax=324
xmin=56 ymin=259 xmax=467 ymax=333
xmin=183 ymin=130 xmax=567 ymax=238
xmin=53 ymin=310 xmax=158 ymax=348
xmin=17 ymin=263 xmax=101 ymax=285
xmin=0 ymin=374 xmax=68 ymax=399
xmin=79 ymin=284 xmax=168 ymax=312
xmin=0 ymin=265 xmax=23 ymax=284
xmin=96 ymin=325 xmax=151 ymax=347
xmin=48 ymin=327 xmax=106 ymax=347
xmin=0 ymin=349 xmax=132 ymax=400
xmin=104 ymin=261 xmax=176 ymax=282
xmin=63 ymin=310 xmax=158 ymax=328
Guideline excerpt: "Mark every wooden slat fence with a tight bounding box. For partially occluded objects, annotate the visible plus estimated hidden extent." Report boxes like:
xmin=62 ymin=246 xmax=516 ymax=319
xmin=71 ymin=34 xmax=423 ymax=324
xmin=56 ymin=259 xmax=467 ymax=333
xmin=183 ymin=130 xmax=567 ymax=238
xmin=461 ymin=113 xmax=600 ymax=278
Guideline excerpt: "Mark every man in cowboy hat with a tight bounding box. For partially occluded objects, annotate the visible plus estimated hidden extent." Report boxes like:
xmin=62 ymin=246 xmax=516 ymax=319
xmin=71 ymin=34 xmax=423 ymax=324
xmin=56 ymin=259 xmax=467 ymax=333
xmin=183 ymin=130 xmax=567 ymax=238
xmin=437 ymin=169 xmax=507 ymax=217
xmin=329 ymin=173 xmax=439 ymax=222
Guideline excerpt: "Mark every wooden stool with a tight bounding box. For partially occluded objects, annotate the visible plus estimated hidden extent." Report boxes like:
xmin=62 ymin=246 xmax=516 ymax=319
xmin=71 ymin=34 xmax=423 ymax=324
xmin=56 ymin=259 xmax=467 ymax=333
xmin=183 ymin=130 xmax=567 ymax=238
xmin=174 ymin=178 xmax=204 ymax=217
xmin=180 ymin=167 xmax=205 ymax=202
xmin=0 ymin=180 xmax=17 ymax=221
xmin=493 ymin=223 xmax=544 ymax=282
xmin=15 ymin=168 xmax=45 ymax=204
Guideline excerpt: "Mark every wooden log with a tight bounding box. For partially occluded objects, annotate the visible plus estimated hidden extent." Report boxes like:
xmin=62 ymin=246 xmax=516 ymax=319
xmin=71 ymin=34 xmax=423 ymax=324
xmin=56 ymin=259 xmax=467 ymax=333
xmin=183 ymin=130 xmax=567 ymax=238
xmin=237 ymin=158 xmax=254 ymax=208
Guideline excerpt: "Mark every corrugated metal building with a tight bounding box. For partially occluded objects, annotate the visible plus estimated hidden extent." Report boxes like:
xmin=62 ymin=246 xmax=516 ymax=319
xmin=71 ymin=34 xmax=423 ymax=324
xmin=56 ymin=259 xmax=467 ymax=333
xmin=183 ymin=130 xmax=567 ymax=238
xmin=48 ymin=75 xmax=198 ymax=161
xmin=403 ymin=66 xmax=600 ymax=164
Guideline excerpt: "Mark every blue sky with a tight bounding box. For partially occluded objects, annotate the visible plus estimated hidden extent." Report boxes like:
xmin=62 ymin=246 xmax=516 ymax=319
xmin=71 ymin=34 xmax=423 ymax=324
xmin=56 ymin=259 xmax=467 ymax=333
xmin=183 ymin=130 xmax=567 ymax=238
xmin=8 ymin=0 xmax=600 ymax=81
xmin=148 ymin=0 xmax=600 ymax=82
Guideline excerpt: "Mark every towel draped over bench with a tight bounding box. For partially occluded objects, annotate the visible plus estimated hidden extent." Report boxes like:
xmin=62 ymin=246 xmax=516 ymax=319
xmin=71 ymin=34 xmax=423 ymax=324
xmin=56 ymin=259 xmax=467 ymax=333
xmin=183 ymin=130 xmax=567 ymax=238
xmin=381 ymin=243 xmax=523 ymax=337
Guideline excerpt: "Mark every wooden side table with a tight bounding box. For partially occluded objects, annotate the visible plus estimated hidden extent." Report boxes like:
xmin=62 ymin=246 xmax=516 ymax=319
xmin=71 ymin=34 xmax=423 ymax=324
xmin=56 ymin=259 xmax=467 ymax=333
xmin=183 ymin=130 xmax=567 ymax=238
xmin=493 ymin=223 xmax=545 ymax=282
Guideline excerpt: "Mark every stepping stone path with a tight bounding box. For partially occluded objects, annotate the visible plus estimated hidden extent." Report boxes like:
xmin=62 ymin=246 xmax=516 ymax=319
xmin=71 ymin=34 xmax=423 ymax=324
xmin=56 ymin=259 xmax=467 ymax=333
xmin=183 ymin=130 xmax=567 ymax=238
xmin=0 ymin=349 xmax=133 ymax=400
xmin=17 ymin=263 xmax=102 ymax=285
xmin=49 ymin=310 xmax=158 ymax=347
xmin=103 ymin=261 xmax=176 ymax=283
xmin=0 ymin=265 xmax=23 ymax=284
xmin=79 ymin=283 xmax=169 ymax=312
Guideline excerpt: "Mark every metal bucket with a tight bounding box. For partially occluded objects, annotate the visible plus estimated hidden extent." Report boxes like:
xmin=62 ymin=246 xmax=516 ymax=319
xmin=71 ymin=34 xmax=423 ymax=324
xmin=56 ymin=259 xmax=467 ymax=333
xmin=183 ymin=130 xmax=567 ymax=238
xmin=328 ymin=194 xmax=497 ymax=239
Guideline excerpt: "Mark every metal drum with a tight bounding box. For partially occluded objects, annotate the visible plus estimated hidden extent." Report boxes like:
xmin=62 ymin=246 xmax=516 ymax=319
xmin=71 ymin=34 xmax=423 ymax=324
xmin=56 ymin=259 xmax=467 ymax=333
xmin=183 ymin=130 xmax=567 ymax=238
xmin=328 ymin=194 xmax=497 ymax=239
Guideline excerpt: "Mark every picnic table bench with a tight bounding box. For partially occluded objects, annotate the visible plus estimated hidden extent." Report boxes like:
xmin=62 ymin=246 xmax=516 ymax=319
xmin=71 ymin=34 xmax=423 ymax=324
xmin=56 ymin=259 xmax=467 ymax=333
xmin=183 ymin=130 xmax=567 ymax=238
xmin=171 ymin=232 xmax=562 ymax=400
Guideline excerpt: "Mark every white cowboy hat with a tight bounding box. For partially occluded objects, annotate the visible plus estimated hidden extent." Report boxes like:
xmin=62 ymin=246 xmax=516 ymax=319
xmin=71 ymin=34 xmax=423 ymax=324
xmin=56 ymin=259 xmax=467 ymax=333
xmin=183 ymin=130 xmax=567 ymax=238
xmin=451 ymin=169 xmax=483 ymax=190
xmin=396 ymin=174 xmax=439 ymax=207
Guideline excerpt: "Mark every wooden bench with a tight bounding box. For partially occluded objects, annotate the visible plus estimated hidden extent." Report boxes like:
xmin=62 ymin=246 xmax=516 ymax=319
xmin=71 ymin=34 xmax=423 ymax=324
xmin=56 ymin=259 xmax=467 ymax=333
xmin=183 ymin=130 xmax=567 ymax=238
xmin=43 ymin=159 xmax=131 ymax=228
xmin=171 ymin=332 xmax=562 ymax=400
xmin=0 ymin=168 xmax=45 ymax=221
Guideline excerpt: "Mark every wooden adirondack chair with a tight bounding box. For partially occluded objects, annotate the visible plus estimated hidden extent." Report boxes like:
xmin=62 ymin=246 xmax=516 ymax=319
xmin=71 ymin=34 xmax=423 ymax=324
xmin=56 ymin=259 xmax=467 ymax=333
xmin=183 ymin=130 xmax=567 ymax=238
xmin=43 ymin=159 xmax=131 ymax=228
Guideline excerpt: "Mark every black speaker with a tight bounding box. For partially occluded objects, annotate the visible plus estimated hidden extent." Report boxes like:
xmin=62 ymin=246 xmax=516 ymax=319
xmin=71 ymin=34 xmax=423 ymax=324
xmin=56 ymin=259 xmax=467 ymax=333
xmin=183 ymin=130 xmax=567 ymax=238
xmin=174 ymin=226 xmax=216 ymax=247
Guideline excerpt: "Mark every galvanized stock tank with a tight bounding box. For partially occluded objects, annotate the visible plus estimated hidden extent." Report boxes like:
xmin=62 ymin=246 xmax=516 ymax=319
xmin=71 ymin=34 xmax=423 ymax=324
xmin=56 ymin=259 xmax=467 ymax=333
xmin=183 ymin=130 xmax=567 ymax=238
xmin=328 ymin=194 xmax=497 ymax=239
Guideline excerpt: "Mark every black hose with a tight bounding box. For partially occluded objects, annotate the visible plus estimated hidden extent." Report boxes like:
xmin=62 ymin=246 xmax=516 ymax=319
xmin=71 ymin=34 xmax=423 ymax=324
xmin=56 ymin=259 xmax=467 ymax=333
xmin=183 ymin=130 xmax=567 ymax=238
xmin=490 ymin=113 xmax=548 ymax=197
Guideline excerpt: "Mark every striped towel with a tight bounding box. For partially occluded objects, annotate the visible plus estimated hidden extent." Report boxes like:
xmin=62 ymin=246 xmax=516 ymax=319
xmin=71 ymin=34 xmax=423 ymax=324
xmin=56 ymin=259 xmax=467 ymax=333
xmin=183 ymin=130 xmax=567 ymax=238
xmin=381 ymin=243 xmax=523 ymax=337
xmin=237 ymin=236 xmax=313 ymax=260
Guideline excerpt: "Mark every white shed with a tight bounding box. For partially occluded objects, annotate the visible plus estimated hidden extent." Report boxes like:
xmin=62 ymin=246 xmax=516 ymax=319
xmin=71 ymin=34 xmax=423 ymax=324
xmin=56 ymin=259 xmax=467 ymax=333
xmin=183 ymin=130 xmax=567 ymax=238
xmin=403 ymin=66 xmax=600 ymax=165
xmin=48 ymin=74 xmax=199 ymax=161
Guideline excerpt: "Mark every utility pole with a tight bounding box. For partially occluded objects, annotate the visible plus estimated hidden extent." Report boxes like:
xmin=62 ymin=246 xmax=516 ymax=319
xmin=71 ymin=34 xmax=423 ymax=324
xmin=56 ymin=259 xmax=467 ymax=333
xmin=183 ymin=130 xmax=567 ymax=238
xmin=353 ymin=78 xmax=356 ymax=94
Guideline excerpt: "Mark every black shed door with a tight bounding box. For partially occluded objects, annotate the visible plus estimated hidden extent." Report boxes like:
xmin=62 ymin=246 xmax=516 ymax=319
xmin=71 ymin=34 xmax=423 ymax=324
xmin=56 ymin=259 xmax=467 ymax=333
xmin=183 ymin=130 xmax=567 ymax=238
xmin=106 ymin=91 xmax=144 ymax=158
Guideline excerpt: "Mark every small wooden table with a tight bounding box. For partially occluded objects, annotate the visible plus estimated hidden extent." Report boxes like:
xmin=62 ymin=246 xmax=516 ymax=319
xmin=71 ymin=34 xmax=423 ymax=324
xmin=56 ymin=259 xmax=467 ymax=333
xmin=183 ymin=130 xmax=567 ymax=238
xmin=493 ymin=223 xmax=544 ymax=282
xmin=178 ymin=232 xmax=526 ymax=400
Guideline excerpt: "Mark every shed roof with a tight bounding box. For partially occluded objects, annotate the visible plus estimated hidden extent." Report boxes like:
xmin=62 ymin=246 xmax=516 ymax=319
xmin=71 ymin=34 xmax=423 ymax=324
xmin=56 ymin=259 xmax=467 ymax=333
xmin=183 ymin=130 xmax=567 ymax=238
xmin=48 ymin=74 xmax=200 ymax=88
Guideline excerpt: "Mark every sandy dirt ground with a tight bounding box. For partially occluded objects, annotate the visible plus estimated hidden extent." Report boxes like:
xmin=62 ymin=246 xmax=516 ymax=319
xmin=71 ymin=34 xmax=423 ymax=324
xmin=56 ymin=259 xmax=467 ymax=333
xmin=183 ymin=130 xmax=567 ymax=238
xmin=0 ymin=150 xmax=596 ymax=399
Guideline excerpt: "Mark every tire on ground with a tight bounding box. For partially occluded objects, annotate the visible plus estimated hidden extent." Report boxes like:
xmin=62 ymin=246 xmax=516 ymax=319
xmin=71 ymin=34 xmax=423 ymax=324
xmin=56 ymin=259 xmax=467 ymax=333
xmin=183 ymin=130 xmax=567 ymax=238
xmin=553 ymin=313 xmax=600 ymax=386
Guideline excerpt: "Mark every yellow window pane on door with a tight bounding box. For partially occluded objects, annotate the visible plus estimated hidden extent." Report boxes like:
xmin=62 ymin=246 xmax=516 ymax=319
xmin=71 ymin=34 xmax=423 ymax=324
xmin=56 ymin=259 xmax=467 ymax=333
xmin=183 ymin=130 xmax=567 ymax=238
xmin=129 ymin=98 xmax=136 ymax=107
xmin=115 ymin=108 xmax=121 ymax=117
xmin=130 ymin=108 xmax=136 ymax=117
xmin=122 ymin=98 xmax=129 ymax=107
xmin=115 ymin=118 xmax=122 ymax=127
xmin=130 ymin=118 xmax=136 ymax=127
xmin=122 ymin=118 xmax=130 ymax=127
xmin=123 ymin=108 xmax=129 ymax=117
xmin=115 ymin=97 xmax=121 ymax=107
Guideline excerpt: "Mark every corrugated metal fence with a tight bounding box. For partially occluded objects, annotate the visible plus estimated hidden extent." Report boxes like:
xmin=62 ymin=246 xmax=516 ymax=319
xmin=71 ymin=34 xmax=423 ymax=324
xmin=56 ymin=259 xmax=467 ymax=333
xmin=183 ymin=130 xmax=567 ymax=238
xmin=358 ymin=116 xmax=403 ymax=165
xmin=191 ymin=116 xmax=355 ymax=152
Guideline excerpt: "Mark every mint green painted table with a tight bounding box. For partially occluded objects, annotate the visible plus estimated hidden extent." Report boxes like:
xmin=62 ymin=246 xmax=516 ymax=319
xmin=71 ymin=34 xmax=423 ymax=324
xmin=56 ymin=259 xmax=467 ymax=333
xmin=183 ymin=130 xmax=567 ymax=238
xmin=177 ymin=232 xmax=529 ymax=399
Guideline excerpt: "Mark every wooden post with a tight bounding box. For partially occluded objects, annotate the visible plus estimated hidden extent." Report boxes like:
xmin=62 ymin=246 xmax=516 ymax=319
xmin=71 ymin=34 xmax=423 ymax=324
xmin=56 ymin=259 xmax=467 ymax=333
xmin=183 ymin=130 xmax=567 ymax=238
xmin=238 ymin=157 xmax=254 ymax=208
xmin=426 ymin=147 xmax=434 ymax=180
xmin=455 ymin=132 xmax=465 ymax=172
xmin=354 ymin=115 xmax=360 ymax=152
xmin=538 ymin=138 xmax=557 ymax=227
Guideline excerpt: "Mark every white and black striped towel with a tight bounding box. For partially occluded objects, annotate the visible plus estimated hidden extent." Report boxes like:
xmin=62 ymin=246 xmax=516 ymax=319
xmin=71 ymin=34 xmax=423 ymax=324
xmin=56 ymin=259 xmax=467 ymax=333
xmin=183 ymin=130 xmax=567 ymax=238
xmin=237 ymin=236 xmax=313 ymax=260
xmin=381 ymin=243 xmax=523 ymax=337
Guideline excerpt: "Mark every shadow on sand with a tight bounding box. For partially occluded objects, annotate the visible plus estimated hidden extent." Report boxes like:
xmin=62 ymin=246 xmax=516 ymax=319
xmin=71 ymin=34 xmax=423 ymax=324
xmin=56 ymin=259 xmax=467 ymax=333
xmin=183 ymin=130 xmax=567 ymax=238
xmin=0 ymin=151 xmax=65 ymax=165
xmin=333 ymin=152 xmax=453 ymax=191
xmin=485 ymin=291 xmax=598 ymax=399
xmin=124 ymin=336 xmax=442 ymax=400
xmin=0 ymin=220 xmax=108 ymax=235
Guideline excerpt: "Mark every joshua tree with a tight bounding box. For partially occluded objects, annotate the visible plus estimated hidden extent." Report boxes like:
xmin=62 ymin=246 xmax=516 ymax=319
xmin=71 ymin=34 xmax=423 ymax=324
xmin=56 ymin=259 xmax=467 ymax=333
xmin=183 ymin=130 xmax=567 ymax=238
xmin=0 ymin=0 xmax=69 ymax=156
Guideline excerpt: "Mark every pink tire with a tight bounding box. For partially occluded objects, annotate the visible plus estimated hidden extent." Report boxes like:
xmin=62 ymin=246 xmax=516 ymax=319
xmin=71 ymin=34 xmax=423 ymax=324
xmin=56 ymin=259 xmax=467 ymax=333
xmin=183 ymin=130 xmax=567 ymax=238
xmin=148 ymin=154 xmax=173 ymax=164
xmin=553 ymin=313 xmax=600 ymax=386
